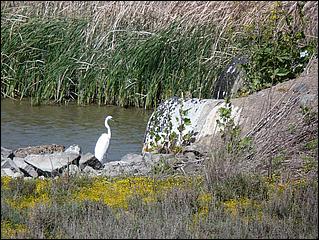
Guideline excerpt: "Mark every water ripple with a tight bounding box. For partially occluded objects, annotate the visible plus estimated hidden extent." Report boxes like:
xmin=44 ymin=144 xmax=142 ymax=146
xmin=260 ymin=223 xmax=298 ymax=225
xmin=1 ymin=99 xmax=152 ymax=162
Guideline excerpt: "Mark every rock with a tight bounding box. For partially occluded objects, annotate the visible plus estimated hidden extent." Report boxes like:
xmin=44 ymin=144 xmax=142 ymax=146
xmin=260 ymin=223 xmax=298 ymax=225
xmin=13 ymin=171 xmax=24 ymax=178
xmin=13 ymin=157 xmax=38 ymax=178
xmin=120 ymin=153 xmax=144 ymax=164
xmin=65 ymin=145 xmax=81 ymax=155
xmin=62 ymin=164 xmax=79 ymax=177
xmin=14 ymin=144 xmax=65 ymax=158
xmin=144 ymin=59 xmax=318 ymax=155
xmin=183 ymin=151 xmax=196 ymax=160
xmin=24 ymin=152 xmax=80 ymax=177
xmin=142 ymin=152 xmax=152 ymax=162
xmin=299 ymin=93 xmax=317 ymax=108
xmin=292 ymin=82 xmax=309 ymax=94
xmin=143 ymin=97 xmax=242 ymax=153
xmin=82 ymin=166 xmax=99 ymax=177
xmin=79 ymin=153 xmax=103 ymax=170
xmin=142 ymin=58 xmax=318 ymax=179
xmin=1 ymin=147 xmax=14 ymax=159
xmin=1 ymin=168 xmax=23 ymax=178
xmin=143 ymin=153 xmax=175 ymax=165
xmin=1 ymin=158 xmax=19 ymax=172
xmin=1 ymin=168 xmax=15 ymax=177
xmin=101 ymin=153 xmax=150 ymax=177
xmin=183 ymin=144 xmax=208 ymax=156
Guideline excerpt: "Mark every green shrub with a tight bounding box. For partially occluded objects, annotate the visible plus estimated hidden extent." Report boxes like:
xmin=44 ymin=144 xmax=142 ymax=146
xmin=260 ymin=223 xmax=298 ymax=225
xmin=239 ymin=1 xmax=317 ymax=95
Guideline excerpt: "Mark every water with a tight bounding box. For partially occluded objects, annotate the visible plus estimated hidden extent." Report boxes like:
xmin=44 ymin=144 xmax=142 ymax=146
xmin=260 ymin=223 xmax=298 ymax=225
xmin=1 ymin=99 xmax=152 ymax=162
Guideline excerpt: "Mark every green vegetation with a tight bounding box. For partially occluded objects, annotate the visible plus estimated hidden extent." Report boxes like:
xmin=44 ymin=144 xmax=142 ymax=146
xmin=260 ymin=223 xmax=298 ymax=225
xmin=1 ymin=174 xmax=317 ymax=239
xmin=146 ymin=98 xmax=193 ymax=154
xmin=216 ymin=97 xmax=253 ymax=156
xmin=1 ymin=5 xmax=233 ymax=108
xmin=238 ymin=1 xmax=317 ymax=96
xmin=300 ymin=105 xmax=318 ymax=125
xmin=1 ymin=1 xmax=317 ymax=108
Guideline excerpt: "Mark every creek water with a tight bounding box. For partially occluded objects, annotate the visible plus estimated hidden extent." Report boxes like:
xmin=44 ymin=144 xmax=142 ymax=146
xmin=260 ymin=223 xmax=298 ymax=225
xmin=1 ymin=99 xmax=152 ymax=162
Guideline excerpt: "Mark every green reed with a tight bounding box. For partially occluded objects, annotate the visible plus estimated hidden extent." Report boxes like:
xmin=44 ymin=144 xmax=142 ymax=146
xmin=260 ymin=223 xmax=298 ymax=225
xmin=1 ymin=12 xmax=236 ymax=108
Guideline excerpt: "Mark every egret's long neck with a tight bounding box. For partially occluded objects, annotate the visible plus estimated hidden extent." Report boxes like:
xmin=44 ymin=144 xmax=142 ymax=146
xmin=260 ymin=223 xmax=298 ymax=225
xmin=105 ymin=121 xmax=111 ymax=137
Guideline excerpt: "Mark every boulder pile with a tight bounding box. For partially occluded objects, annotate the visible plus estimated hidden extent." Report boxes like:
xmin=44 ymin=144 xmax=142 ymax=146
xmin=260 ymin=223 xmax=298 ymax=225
xmin=1 ymin=144 xmax=203 ymax=179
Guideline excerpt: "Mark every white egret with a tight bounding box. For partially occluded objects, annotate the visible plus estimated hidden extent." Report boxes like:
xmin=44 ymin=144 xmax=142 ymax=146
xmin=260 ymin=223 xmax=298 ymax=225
xmin=94 ymin=115 xmax=113 ymax=163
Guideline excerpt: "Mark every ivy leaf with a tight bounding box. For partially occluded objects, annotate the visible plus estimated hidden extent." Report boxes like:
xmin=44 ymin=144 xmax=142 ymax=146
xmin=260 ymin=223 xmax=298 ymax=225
xmin=184 ymin=118 xmax=191 ymax=126
xmin=182 ymin=108 xmax=191 ymax=115
xmin=276 ymin=55 xmax=291 ymax=62
xmin=275 ymin=68 xmax=290 ymax=76
xmin=177 ymin=124 xmax=185 ymax=132
xmin=169 ymin=131 xmax=177 ymax=141
xmin=155 ymin=134 xmax=161 ymax=142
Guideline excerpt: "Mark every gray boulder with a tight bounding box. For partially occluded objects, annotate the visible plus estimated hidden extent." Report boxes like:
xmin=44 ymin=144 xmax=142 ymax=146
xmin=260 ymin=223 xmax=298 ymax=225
xmin=1 ymin=158 xmax=19 ymax=172
xmin=143 ymin=152 xmax=175 ymax=165
xmin=13 ymin=157 xmax=38 ymax=178
xmin=1 ymin=168 xmax=24 ymax=178
xmin=24 ymin=152 xmax=80 ymax=176
xmin=102 ymin=153 xmax=150 ymax=177
xmin=65 ymin=144 xmax=81 ymax=155
xmin=121 ymin=153 xmax=144 ymax=164
xmin=62 ymin=164 xmax=79 ymax=177
xmin=1 ymin=147 xmax=14 ymax=159
xmin=82 ymin=166 xmax=99 ymax=177
xmin=79 ymin=152 xmax=103 ymax=170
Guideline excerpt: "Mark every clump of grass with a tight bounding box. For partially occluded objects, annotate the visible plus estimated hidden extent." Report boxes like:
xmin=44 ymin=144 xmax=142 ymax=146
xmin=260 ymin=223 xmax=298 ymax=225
xmin=1 ymin=15 xmax=235 ymax=108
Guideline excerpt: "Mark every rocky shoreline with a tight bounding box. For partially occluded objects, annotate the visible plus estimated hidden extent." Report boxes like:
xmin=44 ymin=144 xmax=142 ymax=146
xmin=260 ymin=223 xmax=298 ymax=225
xmin=1 ymin=144 xmax=204 ymax=179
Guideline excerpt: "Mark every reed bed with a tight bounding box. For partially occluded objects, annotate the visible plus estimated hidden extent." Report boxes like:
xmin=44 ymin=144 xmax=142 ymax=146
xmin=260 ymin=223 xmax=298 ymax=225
xmin=1 ymin=1 xmax=318 ymax=108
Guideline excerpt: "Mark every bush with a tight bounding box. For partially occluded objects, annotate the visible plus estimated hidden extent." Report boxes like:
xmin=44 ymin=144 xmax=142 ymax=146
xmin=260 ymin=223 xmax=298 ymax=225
xmin=238 ymin=1 xmax=317 ymax=95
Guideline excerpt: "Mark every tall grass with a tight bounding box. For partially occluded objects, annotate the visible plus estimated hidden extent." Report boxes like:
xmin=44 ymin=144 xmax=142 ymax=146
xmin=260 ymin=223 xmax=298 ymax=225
xmin=1 ymin=1 xmax=318 ymax=108
xmin=1 ymin=13 xmax=234 ymax=108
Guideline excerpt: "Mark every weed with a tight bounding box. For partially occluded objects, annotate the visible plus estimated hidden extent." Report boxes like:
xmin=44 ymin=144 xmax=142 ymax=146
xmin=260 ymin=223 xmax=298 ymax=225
xmin=216 ymin=97 xmax=253 ymax=156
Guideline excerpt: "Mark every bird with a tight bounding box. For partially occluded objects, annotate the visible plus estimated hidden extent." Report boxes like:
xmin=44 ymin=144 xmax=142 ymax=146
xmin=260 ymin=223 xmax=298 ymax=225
xmin=94 ymin=115 xmax=113 ymax=163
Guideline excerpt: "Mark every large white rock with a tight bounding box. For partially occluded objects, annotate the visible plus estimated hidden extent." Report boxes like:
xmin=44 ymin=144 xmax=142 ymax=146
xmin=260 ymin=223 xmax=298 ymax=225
xmin=13 ymin=157 xmax=38 ymax=178
xmin=1 ymin=158 xmax=19 ymax=171
xmin=24 ymin=152 xmax=80 ymax=173
xmin=1 ymin=147 xmax=14 ymax=159
xmin=1 ymin=168 xmax=24 ymax=178
xmin=143 ymin=97 xmax=242 ymax=153
xmin=1 ymin=168 xmax=15 ymax=177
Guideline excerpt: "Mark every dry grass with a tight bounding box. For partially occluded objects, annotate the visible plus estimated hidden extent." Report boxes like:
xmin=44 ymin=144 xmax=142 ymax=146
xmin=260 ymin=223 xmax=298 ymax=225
xmin=1 ymin=173 xmax=317 ymax=239
xmin=1 ymin=1 xmax=317 ymax=35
